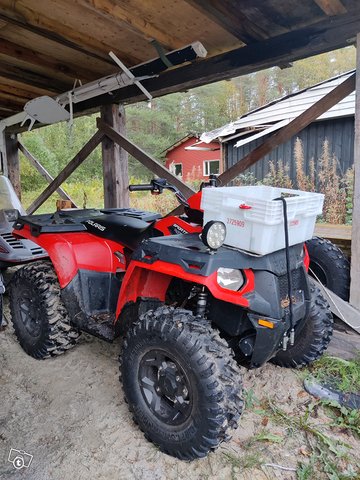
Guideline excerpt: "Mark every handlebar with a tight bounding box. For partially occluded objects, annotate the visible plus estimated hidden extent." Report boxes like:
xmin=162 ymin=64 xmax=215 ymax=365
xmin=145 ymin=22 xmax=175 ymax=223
xmin=128 ymin=184 xmax=154 ymax=192
xmin=128 ymin=178 xmax=189 ymax=207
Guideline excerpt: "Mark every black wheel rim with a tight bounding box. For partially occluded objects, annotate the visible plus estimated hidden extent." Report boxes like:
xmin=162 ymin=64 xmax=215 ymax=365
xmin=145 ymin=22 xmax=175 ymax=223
xmin=138 ymin=349 xmax=192 ymax=426
xmin=18 ymin=286 xmax=42 ymax=338
xmin=309 ymin=261 xmax=328 ymax=286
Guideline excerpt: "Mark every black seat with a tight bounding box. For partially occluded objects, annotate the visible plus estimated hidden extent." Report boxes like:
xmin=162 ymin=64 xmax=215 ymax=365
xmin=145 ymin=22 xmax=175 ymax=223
xmin=83 ymin=214 xmax=153 ymax=250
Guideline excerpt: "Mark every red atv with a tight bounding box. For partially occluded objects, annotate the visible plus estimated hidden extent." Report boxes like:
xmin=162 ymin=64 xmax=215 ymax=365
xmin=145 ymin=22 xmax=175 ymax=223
xmin=9 ymin=178 xmax=333 ymax=460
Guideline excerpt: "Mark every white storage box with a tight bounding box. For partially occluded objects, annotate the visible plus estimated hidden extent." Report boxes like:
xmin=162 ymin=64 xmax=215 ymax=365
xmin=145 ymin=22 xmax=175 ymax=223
xmin=201 ymin=186 xmax=324 ymax=255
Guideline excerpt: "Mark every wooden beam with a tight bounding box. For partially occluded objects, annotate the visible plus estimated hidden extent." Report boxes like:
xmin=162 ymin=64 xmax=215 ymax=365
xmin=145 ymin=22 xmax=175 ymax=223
xmin=0 ymin=75 xmax=56 ymax=98
xmin=0 ymin=12 xmax=115 ymax=66
xmin=0 ymin=91 xmax=30 ymax=107
xmin=0 ymin=108 xmax=19 ymax=118
xmin=0 ymin=39 xmax=95 ymax=82
xmin=0 ymin=98 xmax=26 ymax=112
xmin=217 ymin=73 xmax=356 ymax=184
xmin=313 ymin=0 xmax=347 ymax=15
xmin=97 ymin=118 xmax=195 ymax=198
xmin=5 ymin=133 xmax=21 ymax=200
xmin=74 ymin=9 xmax=360 ymax=113
xmin=350 ymin=33 xmax=360 ymax=309
xmin=18 ymin=140 xmax=76 ymax=204
xmin=0 ymin=83 xmax=36 ymax=101
xmin=314 ymin=223 xmax=351 ymax=241
xmin=101 ymin=104 xmax=129 ymax=208
xmin=0 ymin=62 xmax=71 ymax=94
xmin=185 ymin=0 xmax=268 ymax=43
xmin=27 ymin=130 xmax=104 ymax=214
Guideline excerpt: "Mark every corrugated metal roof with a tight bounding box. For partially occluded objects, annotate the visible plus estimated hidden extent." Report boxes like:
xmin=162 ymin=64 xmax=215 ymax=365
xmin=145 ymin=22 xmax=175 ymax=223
xmin=201 ymin=70 xmax=355 ymax=143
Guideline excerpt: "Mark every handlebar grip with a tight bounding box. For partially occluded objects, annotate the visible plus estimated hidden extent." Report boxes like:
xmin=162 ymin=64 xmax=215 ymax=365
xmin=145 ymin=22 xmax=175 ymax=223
xmin=129 ymin=184 xmax=154 ymax=192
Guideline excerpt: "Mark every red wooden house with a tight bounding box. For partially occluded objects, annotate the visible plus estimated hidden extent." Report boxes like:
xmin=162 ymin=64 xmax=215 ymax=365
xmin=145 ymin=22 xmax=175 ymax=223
xmin=164 ymin=135 xmax=221 ymax=182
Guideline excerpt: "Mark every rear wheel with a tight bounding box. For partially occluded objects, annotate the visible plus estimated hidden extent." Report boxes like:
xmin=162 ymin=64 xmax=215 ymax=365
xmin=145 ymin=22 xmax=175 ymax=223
xmin=9 ymin=261 xmax=80 ymax=359
xmin=306 ymin=236 xmax=350 ymax=300
xmin=120 ymin=306 xmax=243 ymax=460
xmin=271 ymin=281 xmax=333 ymax=368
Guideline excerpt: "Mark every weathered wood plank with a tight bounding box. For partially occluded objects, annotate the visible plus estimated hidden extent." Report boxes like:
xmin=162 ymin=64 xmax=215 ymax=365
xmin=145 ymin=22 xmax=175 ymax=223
xmin=0 ymin=62 xmax=70 ymax=93
xmin=101 ymin=104 xmax=129 ymax=208
xmin=75 ymin=10 xmax=360 ymax=112
xmin=27 ymin=130 xmax=104 ymax=214
xmin=5 ymin=133 xmax=21 ymax=200
xmin=0 ymin=11 xmax=115 ymax=65
xmin=327 ymin=330 xmax=360 ymax=360
xmin=0 ymin=38 xmax=95 ymax=82
xmin=315 ymin=280 xmax=360 ymax=334
xmin=18 ymin=140 xmax=76 ymax=204
xmin=314 ymin=224 xmax=352 ymax=241
xmin=75 ymin=0 xmax=183 ymax=50
xmin=350 ymin=33 xmax=360 ymax=309
xmin=218 ymin=74 xmax=356 ymax=184
xmin=97 ymin=118 xmax=195 ymax=198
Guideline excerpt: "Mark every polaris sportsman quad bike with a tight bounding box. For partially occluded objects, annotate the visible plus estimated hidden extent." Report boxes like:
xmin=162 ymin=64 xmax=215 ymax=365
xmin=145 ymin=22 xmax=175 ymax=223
xmin=9 ymin=179 xmax=333 ymax=460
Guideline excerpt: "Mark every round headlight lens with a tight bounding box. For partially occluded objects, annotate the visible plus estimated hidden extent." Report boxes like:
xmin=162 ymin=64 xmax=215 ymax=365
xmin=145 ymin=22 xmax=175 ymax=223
xmin=202 ymin=221 xmax=226 ymax=250
xmin=217 ymin=268 xmax=244 ymax=291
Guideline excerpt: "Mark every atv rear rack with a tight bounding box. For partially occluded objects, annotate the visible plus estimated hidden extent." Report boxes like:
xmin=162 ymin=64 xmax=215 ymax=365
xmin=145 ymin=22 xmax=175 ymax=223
xmin=14 ymin=208 xmax=161 ymax=236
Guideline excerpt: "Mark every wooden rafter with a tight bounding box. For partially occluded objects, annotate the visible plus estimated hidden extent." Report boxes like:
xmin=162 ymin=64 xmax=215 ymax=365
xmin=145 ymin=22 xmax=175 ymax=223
xmin=0 ymin=84 xmax=38 ymax=101
xmin=184 ymin=0 xmax=269 ymax=43
xmin=73 ymin=10 xmax=360 ymax=114
xmin=0 ymin=92 xmax=30 ymax=108
xmin=313 ymin=0 xmax=347 ymax=15
xmin=0 ymin=76 xmax=56 ymax=98
xmin=0 ymin=62 xmax=71 ymax=93
xmin=0 ymin=39 xmax=96 ymax=83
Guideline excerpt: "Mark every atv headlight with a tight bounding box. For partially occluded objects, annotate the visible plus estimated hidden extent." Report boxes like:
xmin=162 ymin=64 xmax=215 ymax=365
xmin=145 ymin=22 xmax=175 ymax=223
xmin=217 ymin=268 xmax=244 ymax=291
xmin=202 ymin=221 xmax=226 ymax=250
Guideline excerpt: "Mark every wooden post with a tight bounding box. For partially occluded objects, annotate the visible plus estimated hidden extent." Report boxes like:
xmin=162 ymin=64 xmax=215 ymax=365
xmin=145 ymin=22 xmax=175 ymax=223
xmin=5 ymin=132 xmax=21 ymax=199
xmin=100 ymin=104 xmax=129 ymax=209
xmin=350 ymin=33 xmax=360 ymax=309
xmin=97 ymin=118 xmax=195 ymax=198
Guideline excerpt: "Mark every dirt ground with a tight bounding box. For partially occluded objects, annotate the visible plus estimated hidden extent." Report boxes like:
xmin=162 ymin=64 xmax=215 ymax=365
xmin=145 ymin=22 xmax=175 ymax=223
xmin=1 ymin=304 xmax=359 ymax=480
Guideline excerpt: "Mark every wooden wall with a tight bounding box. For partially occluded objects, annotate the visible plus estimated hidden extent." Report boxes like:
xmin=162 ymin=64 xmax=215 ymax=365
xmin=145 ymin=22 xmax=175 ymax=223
xmin=226 ymin=116 xmax=355 ymax=184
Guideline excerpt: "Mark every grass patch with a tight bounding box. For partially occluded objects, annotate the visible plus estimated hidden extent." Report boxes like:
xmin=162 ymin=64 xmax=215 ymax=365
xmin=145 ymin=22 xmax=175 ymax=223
xmin=222 ymin=451 xmax=263 ymax=479
xmin=263 ymin=399 xmax=359 ymax=479
xmin=20 ymin=178 xmax=178 ymax=215
xmin=308 ymin=356 xmax=360 ymax=394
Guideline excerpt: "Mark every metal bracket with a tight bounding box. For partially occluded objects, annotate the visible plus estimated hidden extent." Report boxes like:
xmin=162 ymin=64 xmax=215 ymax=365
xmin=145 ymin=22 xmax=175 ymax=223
xmin=109 ymin=51 xmax=153 ymax=101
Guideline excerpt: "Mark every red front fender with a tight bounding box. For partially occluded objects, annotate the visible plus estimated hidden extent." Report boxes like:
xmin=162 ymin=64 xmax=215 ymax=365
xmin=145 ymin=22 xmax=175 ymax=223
xmin=116 ymin=259 xmax=254 ymax=320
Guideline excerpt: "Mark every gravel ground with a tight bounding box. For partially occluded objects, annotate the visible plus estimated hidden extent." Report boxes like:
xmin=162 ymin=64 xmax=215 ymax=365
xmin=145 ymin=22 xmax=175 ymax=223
xmin=1 ymin=304 xmax=359 ymax=480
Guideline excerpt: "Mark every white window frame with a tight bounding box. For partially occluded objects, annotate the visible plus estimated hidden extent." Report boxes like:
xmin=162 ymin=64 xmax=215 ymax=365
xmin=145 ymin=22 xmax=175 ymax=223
xmin=173 ymin=163 xmax=183 ymax=177
xmin=203 ymin=159 xmax=220 ymax=176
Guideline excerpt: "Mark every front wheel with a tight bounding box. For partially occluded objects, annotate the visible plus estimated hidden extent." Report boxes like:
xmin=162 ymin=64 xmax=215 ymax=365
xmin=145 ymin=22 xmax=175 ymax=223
xmin=120 ymin=306 xmax=243 ymax=460
xmin=271 ymin=281 xmax=333 ymax=368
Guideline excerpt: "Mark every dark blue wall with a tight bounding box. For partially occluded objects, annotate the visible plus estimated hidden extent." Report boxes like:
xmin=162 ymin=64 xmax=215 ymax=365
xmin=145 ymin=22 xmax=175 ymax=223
xmin=226 ymin=117 xmax=354 ymax=183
